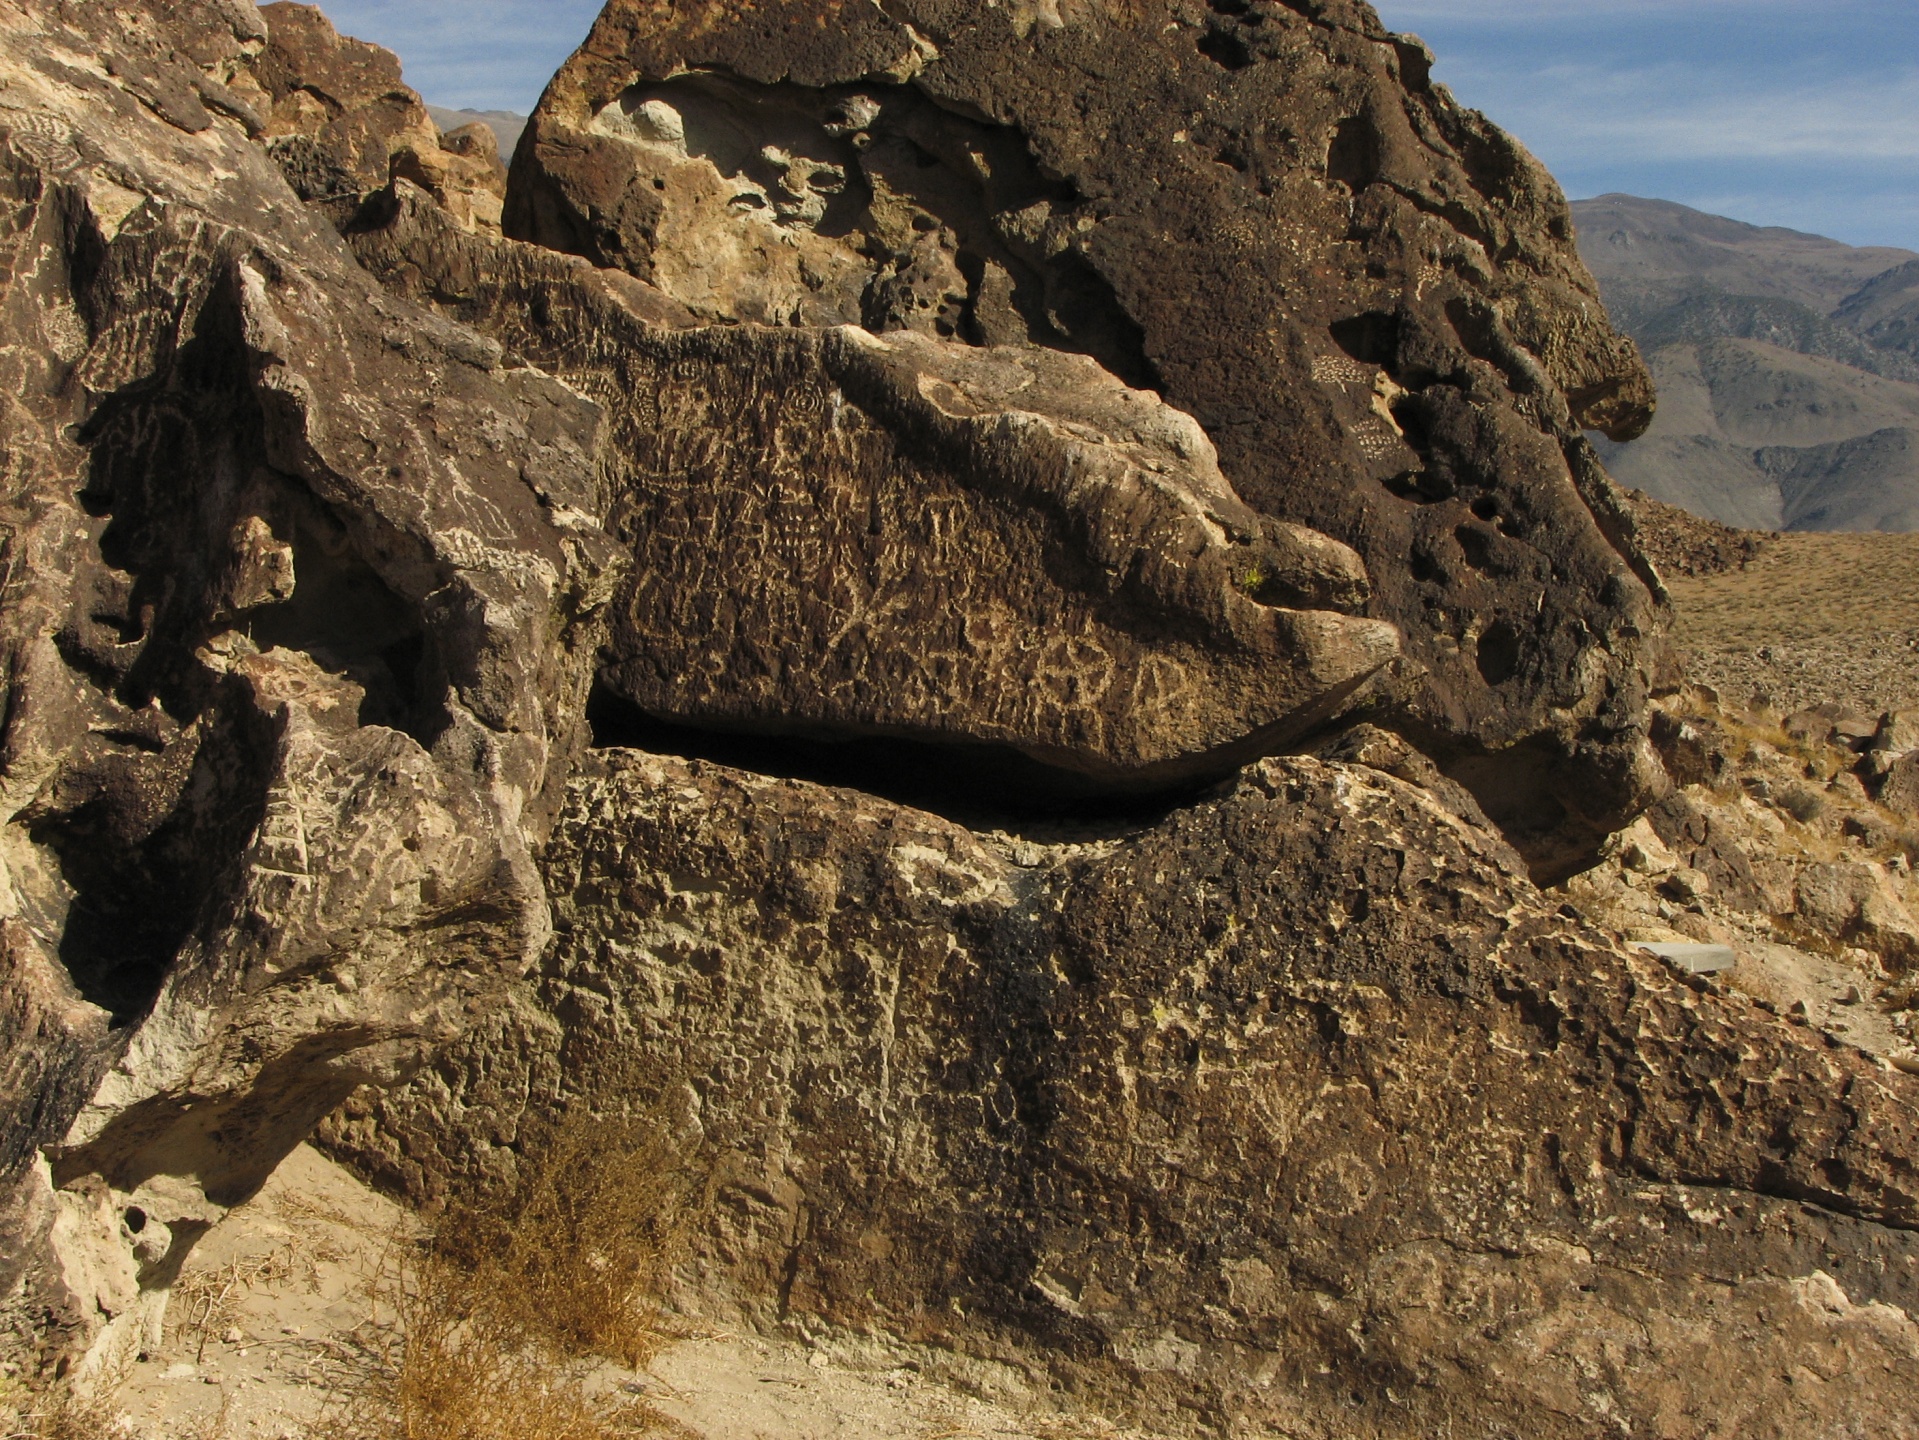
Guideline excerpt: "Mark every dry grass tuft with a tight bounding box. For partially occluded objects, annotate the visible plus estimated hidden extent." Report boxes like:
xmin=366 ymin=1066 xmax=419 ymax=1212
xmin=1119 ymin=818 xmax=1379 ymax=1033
xmin=432 ymin=1109 xmax=684 ymax=1372
xmin=1 ymin=1382 xmax=138 ymax=1440
xmin=312 ymin=1105 xmax=690 ymax=1440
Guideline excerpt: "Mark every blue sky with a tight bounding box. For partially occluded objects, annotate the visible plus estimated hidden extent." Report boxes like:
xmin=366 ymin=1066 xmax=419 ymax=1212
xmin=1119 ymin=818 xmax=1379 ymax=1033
xmin=315 ymin=1 xmax=604 ymax=113
xmin=1376 ymin=0 xmax=1918 ymax=250
xmin=316 ymin=0 xmax=1919 ymax=251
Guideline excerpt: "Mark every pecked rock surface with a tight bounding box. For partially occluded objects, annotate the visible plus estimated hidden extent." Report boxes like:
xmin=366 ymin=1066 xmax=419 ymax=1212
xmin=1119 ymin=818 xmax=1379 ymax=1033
xmin=509 ymin=0 xmax=1668 ymax=873
xmin=5 ymin=3 xmax=1919 ymax=1435
xmin=328 ymin=738 xmax=1919 ymax=1438
xmin=0 ymin=0 xmax=616 ymax=1376
xmin=353 ymin=185 xmax=1400 ymax=791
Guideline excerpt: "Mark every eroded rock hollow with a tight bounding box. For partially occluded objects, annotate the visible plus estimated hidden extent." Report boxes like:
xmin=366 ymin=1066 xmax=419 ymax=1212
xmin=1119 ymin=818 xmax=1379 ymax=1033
xmin=4 ymin=1 xmax=1917 ymax=1437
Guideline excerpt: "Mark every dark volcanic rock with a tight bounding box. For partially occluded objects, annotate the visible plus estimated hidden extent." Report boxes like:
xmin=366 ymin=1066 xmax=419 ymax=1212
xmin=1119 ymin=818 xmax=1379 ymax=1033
xmin=354 ymin=185 xmax=1402 ymax=794
xmin=507 ymin=0 xmax=1667 ymax=874
xmin=327 ymin=743 xmax=1919 ymax=1439
xmin=0 ymin=0 xmax=616 ymax=1376
xmin=7 ymin=4 xmax=1918 ymax=1436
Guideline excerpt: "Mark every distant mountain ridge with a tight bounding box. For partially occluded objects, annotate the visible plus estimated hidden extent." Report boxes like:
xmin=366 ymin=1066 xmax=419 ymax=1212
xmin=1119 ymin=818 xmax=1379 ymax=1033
xmin=1573 ymin=194 xmax=1919 ymax=533
xmin=426 ymin=104 xmax=527 ymax=156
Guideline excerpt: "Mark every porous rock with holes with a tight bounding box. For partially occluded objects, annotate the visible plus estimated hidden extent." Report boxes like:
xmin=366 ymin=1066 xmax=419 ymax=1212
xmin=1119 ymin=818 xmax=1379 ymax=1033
xmin=0 ymin=0 xmax=617 ymax=1382
xmin=507 ymin=0 xmax=1669 ymax=877
xmin=5 ymin=2 xmax=1919 ymax=1438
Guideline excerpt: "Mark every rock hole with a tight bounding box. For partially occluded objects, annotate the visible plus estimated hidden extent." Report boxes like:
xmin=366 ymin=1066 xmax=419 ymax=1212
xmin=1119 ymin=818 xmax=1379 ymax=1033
xmin=1476 ymin=620 xmax=1522 ymax=687
xmin=1207 ymin=0 xmax=1254 ymax=13
xmin=246 ymin=518 xmax=433 ymax=737
xmin=567 ymin=74 xmax=1162 ymax=392
xmin=1330 ymin=311 xmax=1400 ymax=368
xmin=1038 ymin=250 xmax=1161 ymax=392
xmin=1470 ymin=496 xmax=1499 ymax=523
xmin=1325 ymin=115 xmax=1379 ymax=190
xmin=1454 ymin=523 xmax=1500 ymax=575
xmin=1383 ymin=471 xmax=1447 ymax=506
xmin=1197 ymin=25 xmax=1257 ymax=71
xmin=124 ymin=1206 xmax=147 ymax=1233
xmin=585 ymin=681 xmax=1202 ymax=832
xmin=1409 ymin=545 xmax=1448 ymax=585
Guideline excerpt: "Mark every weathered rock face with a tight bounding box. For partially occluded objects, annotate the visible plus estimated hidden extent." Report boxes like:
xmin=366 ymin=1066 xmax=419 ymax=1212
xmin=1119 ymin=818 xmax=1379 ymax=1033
xmin=251 ymin=2 xmax=508 ymax=230
xmin=0 ymin=0 xmax=616 ymax=1375
xmin=509 ymin=0 xmax=1668 ymax=872
xmin=7 ymin=4 xmax=1918 ymax=1435
xmin=328 ymin=739 xmax=1919 ymax=1438
xmin=354 ymin=186 xmax=1400 ymax=792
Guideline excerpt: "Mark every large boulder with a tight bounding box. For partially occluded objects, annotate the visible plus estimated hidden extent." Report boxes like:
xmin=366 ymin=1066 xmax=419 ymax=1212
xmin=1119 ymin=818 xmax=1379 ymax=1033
xmin=0 ymin=0 xmax=617 ymax=1376
xmin=507 ymin=0 xmax=1668 ymax=875
xmin=327 ymin=738 xmax=1919 ymax=1438
xmin=354 ymin=185 xmax=1402 ymax=794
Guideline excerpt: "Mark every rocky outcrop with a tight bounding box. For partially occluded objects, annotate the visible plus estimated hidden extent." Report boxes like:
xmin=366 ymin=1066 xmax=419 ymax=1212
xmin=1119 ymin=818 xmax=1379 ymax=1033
xmin=0 ymin=0 xmax=615 ymax=1377
xmin=1567 ymin=688 xmax=1919 ymax=1068
xmin=250 ymin=2 xmax=508 ymax=230
xmin=327 ymin=738 xmax=1919 ymax=1438
xmin=354 ymin=185 xmax=1400 ymax=793
xmin=6 ymin=4 xmax=1919 ymax=1437
xmin=507 ymin=0 xmax=1668 ymax=873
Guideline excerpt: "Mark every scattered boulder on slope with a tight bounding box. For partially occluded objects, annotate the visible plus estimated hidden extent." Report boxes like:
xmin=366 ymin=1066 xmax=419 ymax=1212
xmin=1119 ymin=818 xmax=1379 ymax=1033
xmin=506 ymin=0 xmax=1670 ymax=873
xmin=0 ymin=0 xmax=617 ymax=1377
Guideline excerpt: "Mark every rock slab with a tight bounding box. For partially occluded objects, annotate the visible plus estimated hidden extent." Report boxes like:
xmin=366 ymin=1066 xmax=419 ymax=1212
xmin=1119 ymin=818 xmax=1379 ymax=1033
xmin=330 ymin=740 xmax=1919 ymax=1440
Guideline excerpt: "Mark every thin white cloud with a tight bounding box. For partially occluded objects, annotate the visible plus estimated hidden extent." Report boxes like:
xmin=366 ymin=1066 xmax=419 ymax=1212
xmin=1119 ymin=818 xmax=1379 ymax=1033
xmin=1385 ymin=0 xmax=1820 ymax=18
xmin=1477 ymin=65 xmax=1919 ymax=165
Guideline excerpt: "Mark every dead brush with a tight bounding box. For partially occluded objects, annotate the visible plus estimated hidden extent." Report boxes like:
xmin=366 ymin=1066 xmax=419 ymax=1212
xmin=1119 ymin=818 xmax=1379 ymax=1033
xmin=430 ymin=1107 xmax=685 ymax=1371
xmin=1 ymin=1381 xmax=138 ymax=1440
xmin=310 ymin=1103 xmax=691 ymax=1440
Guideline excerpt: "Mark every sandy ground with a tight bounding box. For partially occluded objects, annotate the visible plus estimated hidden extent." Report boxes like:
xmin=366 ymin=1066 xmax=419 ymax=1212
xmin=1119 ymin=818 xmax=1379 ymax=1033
xmin=100 ymin=1147 xmax=1165 ymax=1440
xmin=104 ymin=1145 xmax=402 ymax=1439
xmin=1668 ymin=531 xmax=1919 ymax=716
